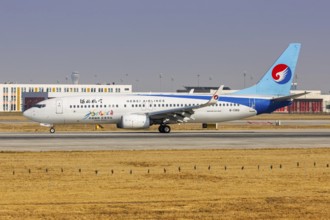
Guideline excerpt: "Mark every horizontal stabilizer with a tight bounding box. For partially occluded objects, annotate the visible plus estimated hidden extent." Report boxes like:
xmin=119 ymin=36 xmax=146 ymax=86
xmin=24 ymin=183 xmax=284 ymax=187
xmin=272 ymin=91 xmax=309 ymax=102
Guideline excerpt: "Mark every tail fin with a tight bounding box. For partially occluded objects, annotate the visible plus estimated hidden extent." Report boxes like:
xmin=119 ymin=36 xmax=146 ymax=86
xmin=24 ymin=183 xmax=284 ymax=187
xmin=234 ymin=43 xmax=301 ymax=96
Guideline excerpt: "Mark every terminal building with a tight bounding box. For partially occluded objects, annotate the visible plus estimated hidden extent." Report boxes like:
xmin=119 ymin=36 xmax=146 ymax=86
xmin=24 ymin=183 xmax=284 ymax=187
xmin=275 ymin=90 xmax=330 ymax=113
xmin=0 ymin=72 xmax=132 ymax=112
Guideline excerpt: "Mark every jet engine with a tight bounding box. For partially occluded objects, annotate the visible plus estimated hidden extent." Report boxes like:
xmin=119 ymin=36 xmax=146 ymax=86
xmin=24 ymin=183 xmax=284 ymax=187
xmin=117 ymin=114 xmax=150 ymax=129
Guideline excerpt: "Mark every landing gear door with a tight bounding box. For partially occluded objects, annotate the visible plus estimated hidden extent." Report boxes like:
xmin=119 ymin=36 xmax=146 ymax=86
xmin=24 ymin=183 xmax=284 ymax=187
xmin=56 ymin=99 xmax=63 ymax=114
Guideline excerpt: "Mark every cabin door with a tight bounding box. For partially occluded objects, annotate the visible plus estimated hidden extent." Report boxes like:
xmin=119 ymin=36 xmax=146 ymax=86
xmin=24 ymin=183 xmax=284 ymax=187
xmin=56 ymin=99 xmax=63 ymax=114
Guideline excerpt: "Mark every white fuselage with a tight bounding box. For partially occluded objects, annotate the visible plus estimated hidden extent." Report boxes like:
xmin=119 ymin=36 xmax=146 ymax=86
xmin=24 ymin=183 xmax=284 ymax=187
xmin=24 ymin=93 xmax=257 ymax=126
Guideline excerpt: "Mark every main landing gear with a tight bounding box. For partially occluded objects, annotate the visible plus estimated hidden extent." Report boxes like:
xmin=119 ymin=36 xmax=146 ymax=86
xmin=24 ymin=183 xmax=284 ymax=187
xmin=50 ymin=127 xmax=56 ymax=133
xmin=158 ymin=125 xmax=171 ymax=133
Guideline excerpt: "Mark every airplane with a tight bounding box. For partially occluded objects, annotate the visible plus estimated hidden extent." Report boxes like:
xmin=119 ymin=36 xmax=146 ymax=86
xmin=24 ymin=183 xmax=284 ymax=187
xmin=24 ymin=43 xmax=306 ymax=133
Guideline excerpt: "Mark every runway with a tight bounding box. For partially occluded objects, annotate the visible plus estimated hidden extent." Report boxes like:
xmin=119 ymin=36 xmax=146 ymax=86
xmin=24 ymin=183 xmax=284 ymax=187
xmin=0 ymin=130 xmax=330 ymax=151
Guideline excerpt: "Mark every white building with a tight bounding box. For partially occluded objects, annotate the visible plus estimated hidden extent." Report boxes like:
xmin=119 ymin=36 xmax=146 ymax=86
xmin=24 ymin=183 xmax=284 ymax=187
xmin=0 ymin=83 xmax=132 ymax=112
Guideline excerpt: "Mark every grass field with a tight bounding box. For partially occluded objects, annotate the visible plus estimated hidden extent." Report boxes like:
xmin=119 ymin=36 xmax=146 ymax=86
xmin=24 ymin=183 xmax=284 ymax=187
xmin=0 ymin=149 xmax=329 ymax=219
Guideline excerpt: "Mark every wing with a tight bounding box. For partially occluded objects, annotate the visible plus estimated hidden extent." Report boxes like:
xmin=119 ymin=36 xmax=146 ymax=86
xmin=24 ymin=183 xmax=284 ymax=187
xmin=147 ymin=86 xmax=223 ymax=124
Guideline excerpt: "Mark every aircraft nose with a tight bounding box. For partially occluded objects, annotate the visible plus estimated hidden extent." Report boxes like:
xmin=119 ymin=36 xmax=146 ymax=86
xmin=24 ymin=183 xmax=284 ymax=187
xmin=23 ymin=108 xmax=35 ymax=120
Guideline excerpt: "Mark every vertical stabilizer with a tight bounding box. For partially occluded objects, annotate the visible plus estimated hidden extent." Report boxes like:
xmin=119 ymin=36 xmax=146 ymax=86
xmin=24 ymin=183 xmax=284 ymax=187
xmin=234 ymin=43 xmax=301 ymax=96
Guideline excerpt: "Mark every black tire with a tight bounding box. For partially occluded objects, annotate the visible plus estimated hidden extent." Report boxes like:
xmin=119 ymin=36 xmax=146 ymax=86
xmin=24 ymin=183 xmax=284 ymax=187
xmin=50 ymin=128 xmax=55 ymax=133
xmin=158 ymin=125 xmax=164 ymax=133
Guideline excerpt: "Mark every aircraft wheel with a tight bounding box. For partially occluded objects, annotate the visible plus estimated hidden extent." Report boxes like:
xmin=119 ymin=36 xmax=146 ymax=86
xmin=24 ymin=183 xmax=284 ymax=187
xmin=163 ymin=125 xmax=171 ymax=133
xmin=50 ymin=127 xmax=56 ymax=133
xmin=158 ymin=125 xmax=164 ymax=133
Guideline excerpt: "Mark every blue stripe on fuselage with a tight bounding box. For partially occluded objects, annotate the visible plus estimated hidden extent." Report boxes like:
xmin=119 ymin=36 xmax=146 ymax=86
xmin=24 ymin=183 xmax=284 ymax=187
xmin=139 ymin=94 xmax=291 ymax=114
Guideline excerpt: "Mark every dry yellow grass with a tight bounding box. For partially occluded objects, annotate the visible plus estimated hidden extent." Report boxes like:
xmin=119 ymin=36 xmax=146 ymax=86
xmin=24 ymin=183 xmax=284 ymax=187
xmin=0 ymin=149 xmax=329 ymax=219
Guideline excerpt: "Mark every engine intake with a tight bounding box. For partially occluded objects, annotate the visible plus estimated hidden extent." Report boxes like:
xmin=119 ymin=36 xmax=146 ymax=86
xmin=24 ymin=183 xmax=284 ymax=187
xmin=117 ymin=114 xmax=150 ymax=129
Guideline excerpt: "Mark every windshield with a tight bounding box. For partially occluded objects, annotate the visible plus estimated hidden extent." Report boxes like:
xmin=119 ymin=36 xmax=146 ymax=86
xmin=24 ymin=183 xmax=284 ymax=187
xmin=32 ymin=104 xmax=46 ymax=108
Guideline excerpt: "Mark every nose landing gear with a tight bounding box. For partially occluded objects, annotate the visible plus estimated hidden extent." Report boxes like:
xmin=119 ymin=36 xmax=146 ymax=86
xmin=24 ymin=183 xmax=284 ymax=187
xmin=158 ymin=125 xmax=171 ymax=133
xmin=50 ymin=127 xmax=56 ymax=133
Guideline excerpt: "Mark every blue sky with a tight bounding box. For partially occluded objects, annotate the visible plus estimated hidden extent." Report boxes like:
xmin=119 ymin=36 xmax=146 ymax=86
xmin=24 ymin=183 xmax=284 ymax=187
xmin=0 ymin=1 xmax=329 ymax=92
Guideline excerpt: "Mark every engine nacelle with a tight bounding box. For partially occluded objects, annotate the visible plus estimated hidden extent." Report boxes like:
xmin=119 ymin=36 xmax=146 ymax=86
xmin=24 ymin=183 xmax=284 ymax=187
xmin=117 ymin=114 xmax=150 ymax=129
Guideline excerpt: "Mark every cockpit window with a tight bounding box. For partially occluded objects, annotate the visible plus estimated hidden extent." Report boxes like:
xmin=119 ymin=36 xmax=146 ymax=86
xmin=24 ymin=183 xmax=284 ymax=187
xmin=33 ymin=104 xmax=46 ymax=108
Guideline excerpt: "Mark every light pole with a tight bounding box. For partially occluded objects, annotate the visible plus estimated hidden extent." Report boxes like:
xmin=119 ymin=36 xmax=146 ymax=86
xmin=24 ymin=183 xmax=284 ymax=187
xmin=159 ymin=73 xmax=163 ymax=92
xmin=135 ymin=79 xmax=139 ymax=91
xmin=94 ymin=74 xmax=98 ymax=84
xmin=123 ymin=73 xmax=129 ymax=84
xmin=171 ymin=77 xmax=174 ymax=92
xmin=243 ymin=71 xmax=247 ymax=88
xmin=197 ymin=74 xmax=200 ymax=87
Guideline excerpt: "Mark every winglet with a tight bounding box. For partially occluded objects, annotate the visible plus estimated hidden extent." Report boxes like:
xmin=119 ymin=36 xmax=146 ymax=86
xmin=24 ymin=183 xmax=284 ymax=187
xmin=209 ymin=85 xmax=223 ymax=104
xmin=198 ymin=85 xmax=223 ymax=108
